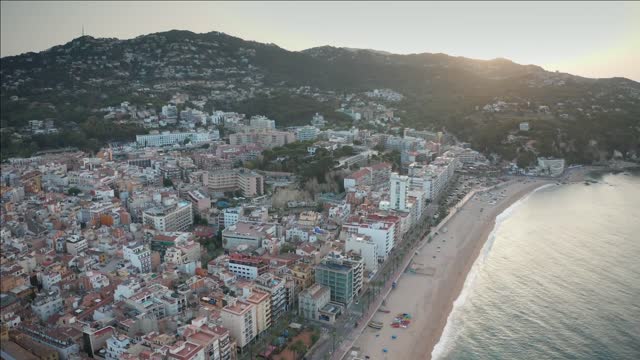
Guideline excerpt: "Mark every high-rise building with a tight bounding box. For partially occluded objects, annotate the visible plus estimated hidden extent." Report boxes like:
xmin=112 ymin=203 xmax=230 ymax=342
xmin=246 ymin=289 xmax=272 ymax=335
xmin=315 ymin=256 xmax=364 ymax=306
xmin=390 ymin=172 xmax=409 ymax=211
xmin=221 ymin=299 xmax=257 ymax=348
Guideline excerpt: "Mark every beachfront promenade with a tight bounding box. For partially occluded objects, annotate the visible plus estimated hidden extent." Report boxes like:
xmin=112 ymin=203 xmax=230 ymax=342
xmin=335 ymin=178 xmax=550 ymax=360
xmin=330 ymin=186 xmax=487 ymax=360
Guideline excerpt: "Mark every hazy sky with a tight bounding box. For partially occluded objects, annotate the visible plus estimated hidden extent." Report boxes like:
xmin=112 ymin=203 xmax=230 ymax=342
xmin=2 ymin=1 xmax=639 ymax=80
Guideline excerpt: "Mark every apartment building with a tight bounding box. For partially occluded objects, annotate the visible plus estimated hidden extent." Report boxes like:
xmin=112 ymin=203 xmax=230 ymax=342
xmin=298 ymin=284 xmax=331 ymax=321
xmin=254 ymin=273 xmax=287 ymax=321
xmin=342 ymin=217 xmax=396 ymax=261
xmin=227 ymin=254 xmax=268 ymax=280
xmin=390 ymin=172 xmax=410 ymax=211
xmin=122 ymin=242 xmax=152 ymax=273
xmin=186 ymin=190 xmax=211 ymax=216
xmin=221 ymin=299 xmax=257 ymax=348
xmin=30 ymin=291 xmax=63 ymax=321
xmin=229 ymin=130 xmax=296 ymax=149
xmin=198 ymin=169 xmax=264 ymax=197
xmin=143 ymin=201 xmax=193 ymax=232
xmin=345 ymin=234 xmax=379 ymax=273
xmin=248 ymin=116 xmax=276 ymax=130
xmin=246 ymin=289 xmax=271 ymax=335
xmin=136 ymin=131 xmax=219 ymax=147
xmin=295 ymin=126 xmax=320 ymax=142
xmin=221 ymin=221 xmax=278 ymax=250
xmin=315 ymin=258 xmax=356 ymax=306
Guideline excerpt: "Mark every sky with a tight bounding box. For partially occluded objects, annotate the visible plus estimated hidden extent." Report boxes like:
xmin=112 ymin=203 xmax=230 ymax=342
xmin=2 ymin=1 xmax=639 ymax=81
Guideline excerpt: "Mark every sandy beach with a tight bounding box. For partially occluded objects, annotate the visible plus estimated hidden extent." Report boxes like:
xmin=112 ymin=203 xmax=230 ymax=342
xmin=350 ymin=178 xmax=553 ymax=360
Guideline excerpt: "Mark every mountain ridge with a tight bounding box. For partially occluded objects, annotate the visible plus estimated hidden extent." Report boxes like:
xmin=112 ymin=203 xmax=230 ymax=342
xmin=1 ymin=29 xmax=639 ymax=163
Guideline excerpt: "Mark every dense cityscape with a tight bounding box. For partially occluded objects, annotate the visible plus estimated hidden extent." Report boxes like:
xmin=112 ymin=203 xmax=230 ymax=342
xmin=1 ymin=2 xmax=640 ymax=360
xmin=0 ymin=87 xmax=580 ymax=360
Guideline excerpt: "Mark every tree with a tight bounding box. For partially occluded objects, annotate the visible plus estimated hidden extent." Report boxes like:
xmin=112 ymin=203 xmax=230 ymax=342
xmin=193 ymin=214 xmax=208 ymax=226
xmin=163 ymin=177 xmax=174 ymax=187
xmin=290 ymin=340 xmax=307 ymax=360
xmin=516 ymin=150 xmax=537 ymax=169
xmin=280 ymin=243 xmax=296 ymax=254
xmin=67 ymin=187 xmax=82 ymax=196
xmin=311 ymin=332 xmax=320 ymax=344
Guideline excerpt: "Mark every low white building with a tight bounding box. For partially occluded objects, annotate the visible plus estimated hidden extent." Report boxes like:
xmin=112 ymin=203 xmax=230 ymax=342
xmin=136 ymin=131 xmax=219 ymax=147
xmin=538 ymin=157 xmax=566 ymax=177
xmin=106 ymin=334 xmax=131 ymax=360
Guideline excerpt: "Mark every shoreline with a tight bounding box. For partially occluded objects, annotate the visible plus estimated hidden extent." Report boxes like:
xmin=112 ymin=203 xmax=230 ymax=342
xmin=428 ymin=181 xmax=554 ymax=360
xmin=350 ymin=178 xmax=553 ymax=360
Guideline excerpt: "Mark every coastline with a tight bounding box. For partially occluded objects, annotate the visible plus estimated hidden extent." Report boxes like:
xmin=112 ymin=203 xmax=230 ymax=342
xmin=429 ymin=181 xmax=555 ymax=360
xmin=351 ymin=178 xmax=553 ymax=360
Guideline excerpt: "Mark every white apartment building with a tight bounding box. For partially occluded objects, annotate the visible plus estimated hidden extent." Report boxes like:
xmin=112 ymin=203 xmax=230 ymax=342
xmin=223 ymin=207 xmax=241 ymax=228
xmin=123 ymin=242 xmax=152 ymax=273
xmin=66 ymin=235 xmax=88 ymax=255
xmin=345 ymin=234 xmax=379 ymax=273
xmin=143 ymin=201 xmax=193 ymax=232
xmin=249 ymin=116 xmax=276 ymax=130
xmin=136 ymin=131 xmax=219 ymax=147
xmin=342 ymin=220 xmax=396 ymax=261
xmin=114 ymin=280 xmax=142 ymax=301
xmin=296 ymin=126 xmax=320 ymax=142
xmin=106 ymin=334 xmax=131 ymax=360
xmin=41 ymin=271 xmax=62 ymax=291
xmin=408 ymin=158 xmax=457 ymax=202
xmin=31 ymin=291 xmax=63 ymax=321
xmin=390 ymin=172 xmax=409 ymax=211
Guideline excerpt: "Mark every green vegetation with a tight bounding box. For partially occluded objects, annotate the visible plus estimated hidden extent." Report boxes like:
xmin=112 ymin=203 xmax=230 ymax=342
xmin=193 ymin=214 xmax=208 ymax=226
xmin=199 ymin=232 xmax=224 ymax=265
xmin=280 ymin=243 xmax=296 ymax=254
xmin=67 ymin=187 xmax=82 ymax=196
xmin=232 ymin=94 xmax=353 ymax=128
xmin=162 ymin=178 xmax=174 ymax=187
xmin=1 ymin=30 xmax=638 ymax=163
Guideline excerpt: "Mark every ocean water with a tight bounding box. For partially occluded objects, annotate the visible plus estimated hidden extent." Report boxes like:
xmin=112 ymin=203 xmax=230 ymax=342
xmin=434 ymin=172 xmax=640 ymax=360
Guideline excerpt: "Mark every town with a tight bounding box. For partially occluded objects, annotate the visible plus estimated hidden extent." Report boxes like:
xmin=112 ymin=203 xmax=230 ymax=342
xmin=0 ymin=88 xmax=572 ymax=360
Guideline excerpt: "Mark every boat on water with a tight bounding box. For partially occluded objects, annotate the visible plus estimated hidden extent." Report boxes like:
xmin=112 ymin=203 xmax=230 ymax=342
xmin=368 ymin=321 xmax=384 ymax=329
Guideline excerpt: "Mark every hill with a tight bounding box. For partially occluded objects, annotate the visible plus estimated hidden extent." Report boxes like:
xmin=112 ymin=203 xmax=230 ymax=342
xmin=1 ymin=29 xmax=639 ymax=162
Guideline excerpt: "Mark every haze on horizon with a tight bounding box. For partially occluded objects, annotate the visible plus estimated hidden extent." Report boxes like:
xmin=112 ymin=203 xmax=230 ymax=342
xmin=2 ymin=1 xmax=639 ymax=81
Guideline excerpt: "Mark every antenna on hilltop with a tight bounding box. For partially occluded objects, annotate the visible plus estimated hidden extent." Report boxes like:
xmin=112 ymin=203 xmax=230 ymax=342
xmin=82 ymin=25 xmax=85 ymax=37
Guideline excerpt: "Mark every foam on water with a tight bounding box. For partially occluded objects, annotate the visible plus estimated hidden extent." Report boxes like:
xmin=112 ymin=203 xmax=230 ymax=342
xmin=431 ymin=183 xmax=555 ymax=360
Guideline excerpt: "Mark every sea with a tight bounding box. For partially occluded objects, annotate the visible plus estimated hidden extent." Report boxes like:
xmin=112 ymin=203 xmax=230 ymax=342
xmin=433 ymin=171 xmax=640 ymax=360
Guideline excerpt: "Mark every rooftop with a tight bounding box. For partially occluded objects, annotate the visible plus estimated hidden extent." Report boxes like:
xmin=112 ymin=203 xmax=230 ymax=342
xmin=223 ymin=300 xmax=253 ymax=316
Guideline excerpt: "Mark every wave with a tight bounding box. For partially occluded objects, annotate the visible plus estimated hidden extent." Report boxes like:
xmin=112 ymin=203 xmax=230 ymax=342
xmin=431 ymin=183 xmax=555 ymax=360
